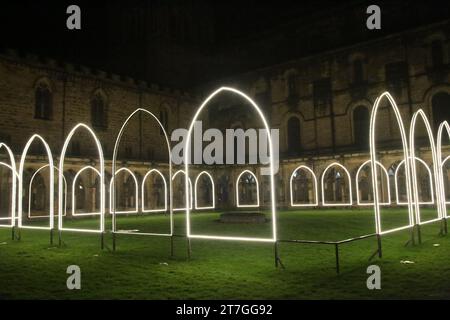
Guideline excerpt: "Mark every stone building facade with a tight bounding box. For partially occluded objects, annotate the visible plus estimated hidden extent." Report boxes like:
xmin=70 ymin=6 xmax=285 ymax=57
xmin=1 ymin=19 xmax=450 ymax=218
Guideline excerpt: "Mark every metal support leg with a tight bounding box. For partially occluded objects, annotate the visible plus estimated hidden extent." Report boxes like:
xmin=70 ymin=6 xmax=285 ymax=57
xmin=50 ymin=229 xmax=53 ymax=245
xmin=416 ymin=224 xmax=422 ymax=245
xmin=335 ymin=244 xmax=340 ymax=274
xmin=377 ymin=234 xmax=382 ymax=258
xmin=11 ymin=226 xmax=14 ymax=241
xmin=170 ymin=235 xmax=174 ymax=258
xmin=101 ymin=232 xmax=104 ymax=250
xmin=112 ymin=232 xmax=116 ymax=252
xmin=187 ymin=237 xmax=191 ymax=259
xmin=58 ymin=230 xmax=62 ymax=247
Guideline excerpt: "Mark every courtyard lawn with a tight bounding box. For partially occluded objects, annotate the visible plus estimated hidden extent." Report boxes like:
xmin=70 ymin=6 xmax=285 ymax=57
xmin=0 ymin=208 xmax=449 ymax=299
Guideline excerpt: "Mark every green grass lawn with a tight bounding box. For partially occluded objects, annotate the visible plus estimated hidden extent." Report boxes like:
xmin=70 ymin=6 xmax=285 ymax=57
xmin=0 ymin=208 xmax=449 ymax=299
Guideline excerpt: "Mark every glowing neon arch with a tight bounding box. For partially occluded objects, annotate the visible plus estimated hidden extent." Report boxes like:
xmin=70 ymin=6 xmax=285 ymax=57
xmin=395 ymin=158 xmax=434 ymax=206
xmin=321 ymin=162 xmax=352 ymax=206
xmin=409 ymin=109 xmax=440 ymax=225
xmin=28 ymin=164 xmax=67 ymax=219
xmin=437 ymin=121 xmax=450 ymax=218
xmin=172 ymin=169 xmax=193 ymax=211
xmin=236 ymin=169 xmax=260 ymax=208
xmin=141 ymin=169 xmax=167 ymax=213
xmin=194 ymin=171 xmax=215 ymax=210
xmin=441 ymin=155 xmax=450 ymax=205
xmin=18 ymin=135 xmax=54 ymax=231
xmin=0 ymin=143 xmax=17 ymax=228
xmin=109 ymin=167 xmax=139 ymax=214
xmin=355 ymin=160 xmax=390 ymax=206
xmin=370 ymin=92 xmax=414 ymax=235
xmin=112 ymin=108 xmax=172 ymax=238
xmin=71 ymin=165 xmax=101 ymax=216
xmin=289 ymin=165 xmax=318 ymax=207
xmin=58 ymin=124 xmax=105 ymax=234
xmin=185 ymin=87 xmax=277 ymax=243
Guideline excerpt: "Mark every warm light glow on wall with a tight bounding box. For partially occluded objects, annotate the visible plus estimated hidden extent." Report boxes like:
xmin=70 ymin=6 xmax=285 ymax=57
xmin=109 ymin=167 xmax=139 ymax=214
xmin=28 ymin=164 xmax=67 ymax=219
xmin=289 ymin=165 xmax=318 ymax=207
xmin=112 ymin=108 xmax=173 ymax=237
xmin=184 ymin=87 xmax=277 ymax=243
xmin=72 ymin=165 xmax=101 ymax=216
xmin=0 ymin=142 xmax=17 ymax=228
xmin=194 ymin=171 xmax=215 ymax=210
xmin=18 ymin=135 xmax=54 ymax=230
xmin=355 ymin=160 xmax=390 ymax=206
xmin=141 ymin=169 xmax=167 ymax=213
xmin=58 ymin=124 xmax=105 ymax=234
xmin=409 ymin=109 xmax=440 ymax=225
xmin=172 ymin=169 xmax=193 ymax=211
xmin=321 ymin=162 xmax=352 ymax=206
xmin=369 ymin=92 xmax=414 ymax=235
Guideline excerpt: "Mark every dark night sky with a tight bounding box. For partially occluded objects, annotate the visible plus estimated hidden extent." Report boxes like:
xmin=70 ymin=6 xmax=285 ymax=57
xmin=0 ymin=1 xmax=449 ymax=89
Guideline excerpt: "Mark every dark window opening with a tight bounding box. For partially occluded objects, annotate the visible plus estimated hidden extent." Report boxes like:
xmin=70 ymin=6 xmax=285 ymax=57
xmin=35 ymin=83 xmax=52 ymax=120
xmin=431 ymin=40 xmax=444 ymax=67
xmin=353 ymin=59 xmax=364 ymax=84
xmin=91 ymin=93 xmax=107 ymax=130
xmin=353 ymin=106 xmax=370 ymax=149
xmin=287 ymin=116 xmax=301 ymax=155
xmin=432 ymin=92 xmax=450 ymax=132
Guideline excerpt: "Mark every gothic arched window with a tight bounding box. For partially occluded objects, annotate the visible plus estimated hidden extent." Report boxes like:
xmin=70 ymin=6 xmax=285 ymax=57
xmin=91 ymin=91 xmax=107 ymax=130
xmin=35 ymin=82 xmax=52 ymax=120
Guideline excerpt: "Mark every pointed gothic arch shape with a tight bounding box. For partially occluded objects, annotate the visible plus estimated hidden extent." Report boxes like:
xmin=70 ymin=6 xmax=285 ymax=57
xmin=71 ymin=165 xmax=101 ymax=216
xmin=0 ymin=143 xmax=17 ymax=228
xmin=355 ymin=160 xmax=390 ymax=206
xmin=321 ymin=162 xmax=352 ymax=206
xmin=59 ymin=124 xmax=105 ymax=234
xmin=141 ymin=169 xmax=167 ymax=213
xmin=109 ymin=167 xmax=139 ymax=214
xmin=194 ymin=171 xmax=215 ymax=210
xmin=289 ymin=165 xmax=318 ymax=207
xmin=18 ymin=135 xmax=54 ymax=230
xmin=409 ymin=110 xmax=440 ymax=225
xmin=370 ymin=92 xmax=413 ymax=235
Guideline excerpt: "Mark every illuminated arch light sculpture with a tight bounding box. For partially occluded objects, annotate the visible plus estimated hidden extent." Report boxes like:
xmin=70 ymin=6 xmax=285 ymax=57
xmin=441 ymin=155 xmax=450 ymax=205
xmin=321 ymin=162 xmax=353 ymax=206
xmin=0 ymin=143 xmax=17 ymax=228
xmin=370 ymin=92 xmax=414 ymax=236
xmin=28 ymin=164 xmax=67 ymax=218
xmin=109 ymin=167 xmax=139 ymax=214
xmin=289 ymin=165 xmax=318 ymax=207
xmin=194 ymin=171 xmax=215 ymax=210
xmin=395 ymin=158 xmax=434 ymax=206
xmin=185 ymin=87 xmax=277 ymax=243
xmin=355 ymin=160 xmax=390 ymax=206
xmin=58 ymin=124 xmax=105 ymax=235
xmin=236 ymin=169 xmax=260 ymax=208
xmin=18 ymin=135 xmax=54 ymax=231
xmin=71 ymin=165 xmax=101 ymax=216
xmin=172 ymin=169 xmax=193 ymax=211
xmin=141 ymin=169 xmax=167 ymax=213
xmin=409 ymin=110 xmax=441 ymax=225
xmin=112 ymin=108 xmax=172 ymax=239
xmin=437 ymin=121 xmax=450 ymax=219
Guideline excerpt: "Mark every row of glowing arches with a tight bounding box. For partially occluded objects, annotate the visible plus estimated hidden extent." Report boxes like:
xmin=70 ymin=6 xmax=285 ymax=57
xmin=288 ymin=157 xmax=439 ymax=207
xmin=1 ymin=88 xmax=450 ymax=247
